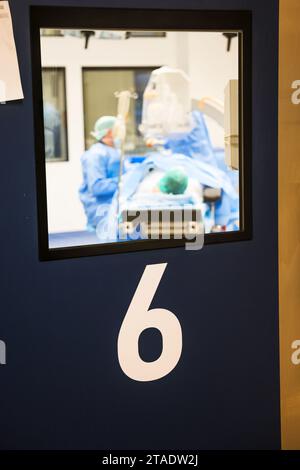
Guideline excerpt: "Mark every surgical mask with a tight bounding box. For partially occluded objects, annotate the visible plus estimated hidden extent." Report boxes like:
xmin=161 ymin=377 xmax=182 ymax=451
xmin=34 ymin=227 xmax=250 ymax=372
xmin=113 ymin=137 xmax=122 ymax=148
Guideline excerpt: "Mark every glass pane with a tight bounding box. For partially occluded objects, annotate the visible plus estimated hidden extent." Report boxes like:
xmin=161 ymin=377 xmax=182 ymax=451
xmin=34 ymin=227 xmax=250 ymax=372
xmin=42 ymin=68 xmax=68 ymax=161
xmin=39 ymin=28 xmax=241 ymax=251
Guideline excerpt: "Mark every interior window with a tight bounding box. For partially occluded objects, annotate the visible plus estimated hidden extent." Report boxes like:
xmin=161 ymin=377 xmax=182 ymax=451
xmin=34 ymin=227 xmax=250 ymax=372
xmin=42 ymin=68 xmax=68 ymax=162
xmin=83 ymin=68 xmax=155 ymax=155
xmin=31 ymin=7 xmax=252 ymax=259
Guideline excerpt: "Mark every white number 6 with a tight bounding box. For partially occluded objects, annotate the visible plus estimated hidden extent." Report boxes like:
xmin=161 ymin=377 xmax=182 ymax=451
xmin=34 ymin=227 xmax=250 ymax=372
xmin=117 ymin=263 xmax=183 ymax=382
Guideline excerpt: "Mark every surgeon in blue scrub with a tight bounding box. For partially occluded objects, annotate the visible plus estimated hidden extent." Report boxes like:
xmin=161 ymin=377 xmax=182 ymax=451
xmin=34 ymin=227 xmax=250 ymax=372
xmin=79 ymin=116 xmax=121 ymax=231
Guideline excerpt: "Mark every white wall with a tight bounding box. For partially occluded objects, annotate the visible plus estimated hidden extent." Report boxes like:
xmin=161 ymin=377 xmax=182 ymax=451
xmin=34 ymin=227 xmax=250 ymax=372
xmin=41 ymin=32 xmax=238 ymax=233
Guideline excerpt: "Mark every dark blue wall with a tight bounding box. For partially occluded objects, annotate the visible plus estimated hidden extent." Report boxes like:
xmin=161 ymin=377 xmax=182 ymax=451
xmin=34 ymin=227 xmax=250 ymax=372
xmin=0 ymin=0 xmax=280 ymax=450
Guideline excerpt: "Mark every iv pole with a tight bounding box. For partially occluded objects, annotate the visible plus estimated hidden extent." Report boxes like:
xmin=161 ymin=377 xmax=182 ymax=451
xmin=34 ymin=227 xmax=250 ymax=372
xmin=114 ymin=91 xmax=138 ymax=226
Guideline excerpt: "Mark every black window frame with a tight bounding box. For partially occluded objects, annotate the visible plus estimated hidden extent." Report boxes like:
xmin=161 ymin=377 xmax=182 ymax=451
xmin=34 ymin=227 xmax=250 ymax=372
xmin=31 ymin=6 xmax=252 ymax=261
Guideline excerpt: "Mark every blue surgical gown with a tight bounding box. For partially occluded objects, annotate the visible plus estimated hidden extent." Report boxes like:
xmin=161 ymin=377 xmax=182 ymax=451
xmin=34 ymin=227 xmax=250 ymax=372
xmin=79 ymin=143 xmax=121 ymax=229
xmin=164 ymin=111 xmax=218 ymax=167
xmin=165 ymin=111 xmax=239 ymax=228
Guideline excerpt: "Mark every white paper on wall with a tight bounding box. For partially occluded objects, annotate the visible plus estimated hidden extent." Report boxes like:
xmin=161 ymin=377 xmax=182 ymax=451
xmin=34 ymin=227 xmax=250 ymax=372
xmin=0 ymin=1 xmax=23 ymax=102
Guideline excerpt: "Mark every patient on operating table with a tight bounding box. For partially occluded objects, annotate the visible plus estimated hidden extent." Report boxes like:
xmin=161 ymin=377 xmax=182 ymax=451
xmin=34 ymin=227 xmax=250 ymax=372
xmin=135 ymin=166 xmax=203 ymax=202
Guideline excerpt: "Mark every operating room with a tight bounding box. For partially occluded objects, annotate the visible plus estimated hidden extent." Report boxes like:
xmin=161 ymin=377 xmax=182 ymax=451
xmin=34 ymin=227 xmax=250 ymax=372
xmin=40 ymin=28 xmax=240 ymax=249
